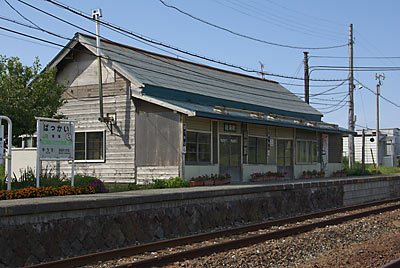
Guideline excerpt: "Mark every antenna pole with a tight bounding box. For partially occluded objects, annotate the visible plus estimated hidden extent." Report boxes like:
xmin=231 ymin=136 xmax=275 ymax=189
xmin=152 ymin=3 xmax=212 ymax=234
xmin=93 ymin=9 xmax=104 ymax=122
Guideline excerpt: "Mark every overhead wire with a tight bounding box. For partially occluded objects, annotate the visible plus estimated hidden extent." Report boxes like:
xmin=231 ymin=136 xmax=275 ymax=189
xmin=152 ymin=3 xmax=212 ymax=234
xmin=0 ymin=22 xmax=353 ymax=108
xmin=311 ymin=55 xmax=400 ymax=59
xmin=355 ymin=78 xmax=400 ymax=109
xmin=0 ymin=25 xmax=326 ymax=106
xmin=319 ymin=93 xmax=349 ymax=114
xmin=158 ymin=0 xmax=348 ymax=50
xmin=263 ymin=0 xmax=347 ymax=28
xmin=212 ymin=0 xmax=344 ymax=41
xmin=33 ymin=0 xmax=347 ymax=82
xmin=13 ymin=0 xmax=195 ymax=61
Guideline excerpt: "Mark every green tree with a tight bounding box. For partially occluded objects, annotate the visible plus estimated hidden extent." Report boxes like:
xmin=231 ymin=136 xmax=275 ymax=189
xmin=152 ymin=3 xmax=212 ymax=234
xmin=0 ymin=55 xmax=66 ymax=143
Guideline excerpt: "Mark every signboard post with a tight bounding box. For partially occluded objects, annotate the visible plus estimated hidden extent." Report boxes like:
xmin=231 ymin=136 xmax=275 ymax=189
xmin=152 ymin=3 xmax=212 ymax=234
xmin=0 ymin=116 xmax=12 ymax=190
xmin=36 ymin=117 xmax=75 ymax=187
xmin=0 ymin=125 xmax=4 ymax=165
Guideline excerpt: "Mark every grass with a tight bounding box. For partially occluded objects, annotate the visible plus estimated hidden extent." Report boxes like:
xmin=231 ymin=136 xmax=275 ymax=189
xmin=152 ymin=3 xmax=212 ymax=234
xmin=342 ymin=156 xmax=400 ymax=176
xmin=0 ymin=163 xmax=4 ymax=179
xmin=370 ymin=165 xmax=400 ymax=175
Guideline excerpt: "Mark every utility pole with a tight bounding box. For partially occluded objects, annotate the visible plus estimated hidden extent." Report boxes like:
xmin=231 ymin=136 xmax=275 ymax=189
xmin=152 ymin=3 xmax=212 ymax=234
xmin=304 ymin=51 xmax=310 ymax=104
xmin=361 ymin=129 xmax=365 ymax=175
xmin=376 ymin=73 xmax=385 ymax=168
xmin=348 ymin=24 xmax=355 ymax=168
xmin=92 ymin=9 xmax=104 ymax=122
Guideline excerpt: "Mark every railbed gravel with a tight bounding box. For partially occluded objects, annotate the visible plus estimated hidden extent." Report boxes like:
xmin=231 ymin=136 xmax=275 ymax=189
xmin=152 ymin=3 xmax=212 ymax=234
xmin=169 ymin=208 xmax=400 ymax=268
xmin=86 ymin=204 xmax=400 ymax=268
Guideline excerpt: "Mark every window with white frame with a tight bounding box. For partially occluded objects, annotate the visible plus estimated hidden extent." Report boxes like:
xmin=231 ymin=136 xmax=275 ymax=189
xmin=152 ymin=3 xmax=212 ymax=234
xmin=296 ymin=140 xmax=317 ymax=163
xmin=185 ymin=131 xmax=211 ymax=164
xmin=75 ymin=131 xmax=105 ymax=161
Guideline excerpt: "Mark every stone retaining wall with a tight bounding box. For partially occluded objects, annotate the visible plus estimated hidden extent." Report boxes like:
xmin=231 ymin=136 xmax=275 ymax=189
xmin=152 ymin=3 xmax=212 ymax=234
xmin=0 ymin=175 xmax=399 ymax=267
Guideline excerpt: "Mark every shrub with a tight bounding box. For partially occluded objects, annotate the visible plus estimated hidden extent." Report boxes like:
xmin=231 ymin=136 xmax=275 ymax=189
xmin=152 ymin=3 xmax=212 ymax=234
xmin=150 ymin=177 xmax=190 ymax=189
xmin=88 ymin=179 xmax=109 ymax=193
xmin=0 ymin=185 xmax=95 ymax=200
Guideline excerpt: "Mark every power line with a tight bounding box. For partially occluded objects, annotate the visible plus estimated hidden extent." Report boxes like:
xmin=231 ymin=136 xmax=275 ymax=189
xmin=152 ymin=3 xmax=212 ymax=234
xmin=158 ymin=0 xmax=348 ymax=50
xmin=14 ymin=0 xmax=194 ymax=61
xmin=3 ymin=0 xmax=41 ymax=29
xmin=312 ymin=65 xmax=400 ymax=70
xmin=212 ymin=0 xmax=344 ymax=41
xmin=311 ymin=55 xmax=400 ymax=59
xmin=263 ymin=0 xmax=347 ymax=28
xmin=320 ymin=93 xmax=349 ymax=114
xmin=0 ymin=26 xmax=319 ymax=106
xmin=355 ymin=78 xmax=400 ymax=109
xmin=38 ymin=0 xmax=347 ymax=82
xmin=1 ymin=12 xmax=350 ymax=106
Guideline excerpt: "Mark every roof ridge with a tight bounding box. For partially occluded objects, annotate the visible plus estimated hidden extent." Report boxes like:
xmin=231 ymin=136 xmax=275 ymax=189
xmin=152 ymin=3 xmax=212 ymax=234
xmin=77 ymin=32 xmax=279 ymax=84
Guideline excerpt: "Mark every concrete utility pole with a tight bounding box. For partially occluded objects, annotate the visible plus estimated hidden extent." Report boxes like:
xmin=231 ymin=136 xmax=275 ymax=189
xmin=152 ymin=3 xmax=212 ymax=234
xmin=362 ymin=129 xmax=365 ymax=175
xmin=92 ymin=9 xmax=104 ymax=122
xmin=304 ymin=51 xmax=310 ymax=104
xmin=348 ymin=24 xmax=355 ymax=168
xmin=376 ymin=73 xmax=385 ymax=168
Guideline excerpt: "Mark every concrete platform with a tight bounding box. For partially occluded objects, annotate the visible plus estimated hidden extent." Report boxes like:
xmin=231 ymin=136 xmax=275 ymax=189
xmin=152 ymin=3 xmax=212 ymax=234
xmin=1 ymin=174 xmax=400 ymax=267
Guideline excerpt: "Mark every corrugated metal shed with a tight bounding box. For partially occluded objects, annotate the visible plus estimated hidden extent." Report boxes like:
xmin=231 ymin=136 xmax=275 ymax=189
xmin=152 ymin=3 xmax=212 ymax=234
xmin=77 ymin=34 xmax=322 ymax=120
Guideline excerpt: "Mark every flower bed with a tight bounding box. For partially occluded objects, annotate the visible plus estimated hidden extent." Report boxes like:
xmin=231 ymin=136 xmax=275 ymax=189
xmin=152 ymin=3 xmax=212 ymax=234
xmin=300 ymin=170 xmax=325 ymax=179
xmin=0 ymin=185 xmax=96 ymax=200
xmin=250 ymin=171 xmax=285 ymax=182
xmin=332 ymin=171 xmax=347 ymax=177
xmin=190 ymin=174 xmax=231 ymax=187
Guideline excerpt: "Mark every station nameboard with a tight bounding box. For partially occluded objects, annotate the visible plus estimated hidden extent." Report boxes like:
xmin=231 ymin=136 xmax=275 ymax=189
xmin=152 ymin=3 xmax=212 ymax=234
xmin=38 ymin=121 xmax=74 ymax=159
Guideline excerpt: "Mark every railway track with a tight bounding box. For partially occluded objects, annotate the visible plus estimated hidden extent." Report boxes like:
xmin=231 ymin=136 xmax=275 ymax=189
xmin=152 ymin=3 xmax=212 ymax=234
xmin=26 ymin=198 xmax=400 ymax=268
xmin=380 ymin=257 xmax=400 ymax=268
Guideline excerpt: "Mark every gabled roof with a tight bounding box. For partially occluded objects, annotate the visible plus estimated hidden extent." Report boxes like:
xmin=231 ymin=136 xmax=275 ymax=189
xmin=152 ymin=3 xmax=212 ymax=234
xmin=61 ymin=33 xmax=322 ymax=121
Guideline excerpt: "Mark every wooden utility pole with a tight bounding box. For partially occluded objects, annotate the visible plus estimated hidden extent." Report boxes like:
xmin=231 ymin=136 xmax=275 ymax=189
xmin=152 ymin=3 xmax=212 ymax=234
xmin=348 ymin=24 xmax=355 ymax=168
xmin=304 ymin=52 xmax=310 ymax=104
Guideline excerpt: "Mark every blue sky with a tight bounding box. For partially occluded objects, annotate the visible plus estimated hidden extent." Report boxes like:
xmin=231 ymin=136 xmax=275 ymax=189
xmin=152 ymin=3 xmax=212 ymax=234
xmin=1 ymin=0 xmax=399 ymax=130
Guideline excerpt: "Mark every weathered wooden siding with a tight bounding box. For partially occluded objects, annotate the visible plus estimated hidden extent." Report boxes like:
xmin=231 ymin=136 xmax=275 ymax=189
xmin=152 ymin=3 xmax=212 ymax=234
xmin=136 ymin=101 xmax=180 ymax=167
xmin=49 ymin=49 xmax=136 ymax=183
xmin=56 ymin=44 xmax=115 ymax=87
xmin=47 ymin=93 xmax=136 ymax=183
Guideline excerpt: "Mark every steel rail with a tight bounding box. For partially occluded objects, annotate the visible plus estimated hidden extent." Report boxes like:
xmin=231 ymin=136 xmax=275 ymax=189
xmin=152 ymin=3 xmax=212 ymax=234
xmin=116 ymin=202 xmax=400 ymax=268
xmin=380 ymin=257 xmax=400 ymax=268
xmin=25 ymin=197 xmax=400 ymax=268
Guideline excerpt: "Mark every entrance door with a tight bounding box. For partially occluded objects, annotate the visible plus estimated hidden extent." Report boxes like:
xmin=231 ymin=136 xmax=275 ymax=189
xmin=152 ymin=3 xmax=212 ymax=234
xmin=219 ymin=135 xmax=241 ymax=182
xmin=277 ymin=140 xmax=293 ymax=178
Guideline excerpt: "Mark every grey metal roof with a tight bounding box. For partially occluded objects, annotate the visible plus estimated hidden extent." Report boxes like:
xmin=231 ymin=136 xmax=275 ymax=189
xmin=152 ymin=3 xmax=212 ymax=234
xmin=78 ymin=34 xmax=322 ymax=118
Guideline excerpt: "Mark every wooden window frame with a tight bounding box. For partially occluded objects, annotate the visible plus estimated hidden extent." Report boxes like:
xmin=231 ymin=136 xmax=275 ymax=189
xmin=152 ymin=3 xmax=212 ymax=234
xmin=296 ymin=139 xmax=318 ymax=164
xmin=74 ymin=130 xmax=106 ymax=163
xmin=185 ymin=130 xmax=212 ymax=165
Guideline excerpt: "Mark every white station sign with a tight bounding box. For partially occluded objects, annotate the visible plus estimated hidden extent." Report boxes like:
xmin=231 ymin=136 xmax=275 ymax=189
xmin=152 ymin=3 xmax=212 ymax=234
xmin=38 ymin=121 xmax=74 ymax=159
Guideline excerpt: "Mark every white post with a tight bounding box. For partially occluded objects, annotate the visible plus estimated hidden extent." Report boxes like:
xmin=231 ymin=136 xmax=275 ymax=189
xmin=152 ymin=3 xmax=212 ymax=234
xmin=0 ymin=116 xmax=12 ymax=191
xmin=36 ymin=119 xmax=41 ymax=188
